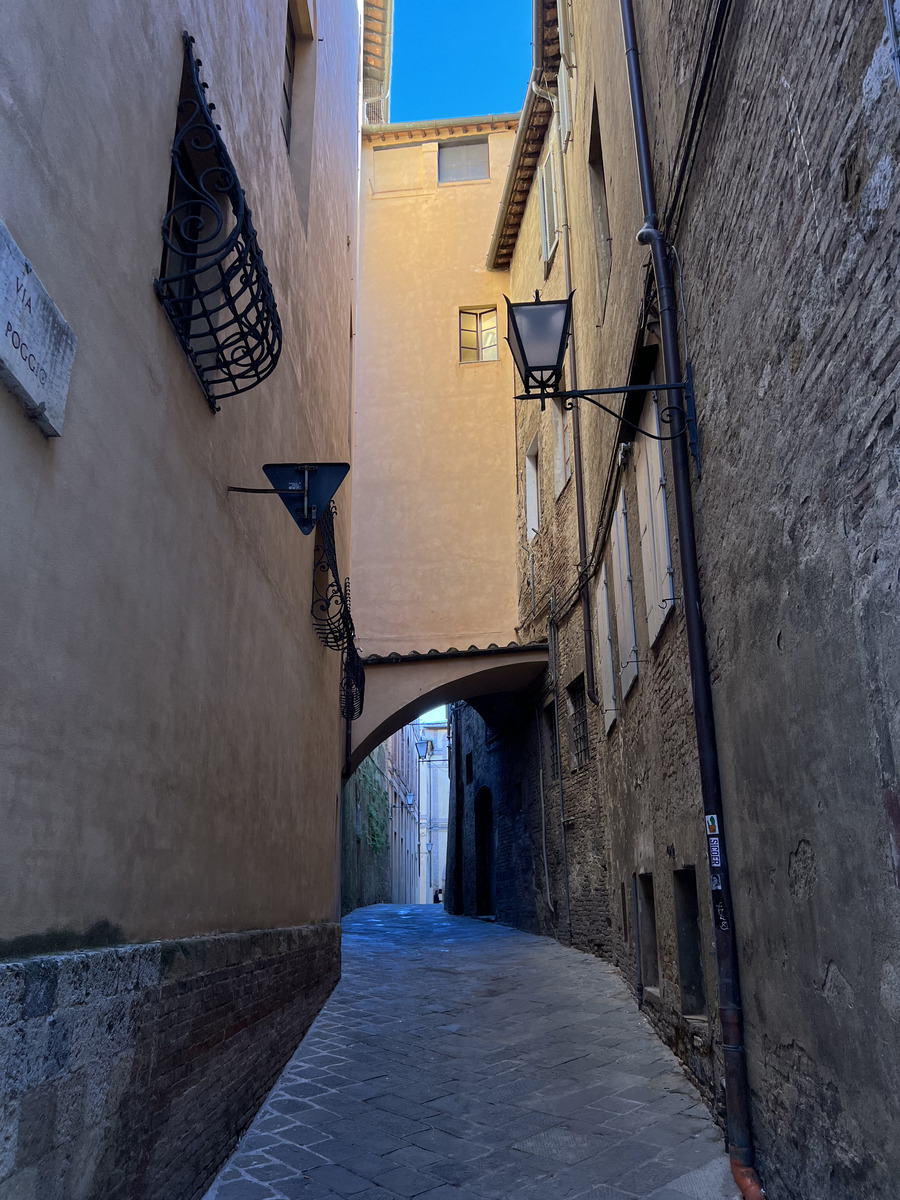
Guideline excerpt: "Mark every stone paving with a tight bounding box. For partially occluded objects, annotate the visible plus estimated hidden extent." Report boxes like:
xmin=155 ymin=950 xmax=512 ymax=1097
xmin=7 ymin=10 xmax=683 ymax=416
xmin=203 ymin=906 xmax=739 ymax=1200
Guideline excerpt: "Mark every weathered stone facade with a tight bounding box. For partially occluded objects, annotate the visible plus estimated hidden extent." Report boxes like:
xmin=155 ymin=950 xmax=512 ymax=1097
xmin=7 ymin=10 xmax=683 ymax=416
xmin=341 ymin=744 xmax=392 ymax=916
xmin=448 ymin=1 xmax=900 ymax=1196
xmin=0 ymin=924 xmax=340 ymax=1200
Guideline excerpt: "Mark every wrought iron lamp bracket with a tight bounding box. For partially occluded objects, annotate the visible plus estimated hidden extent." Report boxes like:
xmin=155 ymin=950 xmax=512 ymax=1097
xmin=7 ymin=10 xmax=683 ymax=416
xmin=517 ymin=380 xmax=698 ymax=445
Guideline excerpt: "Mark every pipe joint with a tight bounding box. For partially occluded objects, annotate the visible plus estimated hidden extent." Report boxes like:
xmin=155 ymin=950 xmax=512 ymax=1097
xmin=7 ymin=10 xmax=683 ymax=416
xmin=636 ymin=221 xmax=660 ymax=244
xmin=731 ymin=1161 xmax=766 ymax=1199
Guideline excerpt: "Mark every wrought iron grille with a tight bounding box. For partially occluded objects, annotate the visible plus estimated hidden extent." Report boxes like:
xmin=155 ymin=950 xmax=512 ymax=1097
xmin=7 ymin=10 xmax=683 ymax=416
xmin=567 ymin=676 xmax=590 ymax=769
xmin=312 ymin=504 xmax=365 ymax=721
xmin=155 ymin=32 xmax=282 ymax=412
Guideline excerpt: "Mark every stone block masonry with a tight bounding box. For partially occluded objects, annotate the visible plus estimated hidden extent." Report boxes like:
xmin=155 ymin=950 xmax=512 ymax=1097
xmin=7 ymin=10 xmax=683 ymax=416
xmin=0 ymin=922 xmax=340 ymax=1200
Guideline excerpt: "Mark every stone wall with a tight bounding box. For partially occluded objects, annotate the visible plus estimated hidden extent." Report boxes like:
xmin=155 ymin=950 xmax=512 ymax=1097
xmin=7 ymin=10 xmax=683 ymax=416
xmin=341 ymin=746 xmax=391 ymax=915
xmin=468 ymin=0 xmax=900 ymax=1194
xmin=0 ymin=924 xmax=340 ymax=1200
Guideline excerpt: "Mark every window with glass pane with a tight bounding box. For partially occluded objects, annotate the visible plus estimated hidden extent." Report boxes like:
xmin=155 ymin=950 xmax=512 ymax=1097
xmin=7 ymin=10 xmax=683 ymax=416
xmin=281 ymin=8 xmax=296 ymax=150
xmin=567 ymin=675 xmax=590 ymax=769
xmin=439 ymin=140 xmax=490 ymax=183
xmin=459 ymin=308 xmax=498 ymax=362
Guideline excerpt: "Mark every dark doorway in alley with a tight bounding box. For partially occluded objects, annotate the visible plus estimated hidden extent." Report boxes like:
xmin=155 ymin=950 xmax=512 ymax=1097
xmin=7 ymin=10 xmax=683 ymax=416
xmin=474 ymin=786 xmax=494 ymax=915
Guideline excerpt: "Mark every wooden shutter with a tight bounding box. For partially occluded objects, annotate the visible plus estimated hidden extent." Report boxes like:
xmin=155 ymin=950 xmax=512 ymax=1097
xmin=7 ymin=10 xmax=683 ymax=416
xmin=596 ymin=562 xmax=617 ymax=733
xmin=610 ymin=486 xmax=638 ymax=697
xmin=634 ymin=396 xmax=674 ymax=645
xmin=539 ymin=148 xmax=559 ymax=262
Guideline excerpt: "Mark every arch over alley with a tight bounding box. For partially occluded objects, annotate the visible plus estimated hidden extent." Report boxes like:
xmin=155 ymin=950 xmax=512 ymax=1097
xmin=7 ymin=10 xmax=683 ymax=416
xmin=348 ymin=642 xmax=548 ymax=773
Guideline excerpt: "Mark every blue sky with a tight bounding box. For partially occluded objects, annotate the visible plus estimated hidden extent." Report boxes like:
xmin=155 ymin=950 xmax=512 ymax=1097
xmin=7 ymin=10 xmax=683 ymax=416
xmin=389 ymin=0 xmax=533 ymax=123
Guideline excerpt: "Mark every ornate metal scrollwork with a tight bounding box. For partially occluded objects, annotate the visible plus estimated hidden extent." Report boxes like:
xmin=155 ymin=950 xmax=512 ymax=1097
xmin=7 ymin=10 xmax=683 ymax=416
xmin=154 ymin=32 xmax=282 ymax=412
xmin=312 ymin=505 xmax=365 ymax=720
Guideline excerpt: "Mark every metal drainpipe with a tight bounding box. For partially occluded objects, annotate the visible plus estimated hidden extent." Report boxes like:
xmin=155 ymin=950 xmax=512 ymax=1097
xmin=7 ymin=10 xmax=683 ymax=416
xmin=532 ymin=79 xmax=601 ymax=707
xmin=618 ymin=3 xmax=763 ymax=1197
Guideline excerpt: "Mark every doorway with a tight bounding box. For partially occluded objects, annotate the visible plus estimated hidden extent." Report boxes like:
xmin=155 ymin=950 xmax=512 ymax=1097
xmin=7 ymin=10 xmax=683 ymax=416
xmin=474 ymin=787 xmax=495 ymax=915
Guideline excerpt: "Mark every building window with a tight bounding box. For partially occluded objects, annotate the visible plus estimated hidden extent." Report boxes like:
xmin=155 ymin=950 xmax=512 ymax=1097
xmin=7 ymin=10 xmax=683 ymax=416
xmin=588 ymin=95 xmax=612 ymax=322
xmin=459 ymin=308 xmax=498 ymax=362
xmin=438 ymin=139 xmax=489 ymax=183
xmin=557 ymin=1 xmax=575 ymax=148
xmin=633 ymin=388 xmax=675 ymax=645
xmin=610 ymin=485 xmax=638 ymax=698
xmin=596 ymin=562 xmax=617 ymax=733
xmin=281 ymin=1 xmax=316 ymax=227
xmin=553 ymin=397 xmax=572 ymax=492
xmin=566 ymin=675 xmax=589 ymax=769
xmin=637 ymin=872 xmax=660 ymax=988
xmin=281 ymin=7 xmax=296 ymax=149
xmin=673 ymin=867 xmax=707 ymax=1016
xmin=525 ymin=434 xmax=540 ymax=538
xmin=538 ymin=143 xmax=560 ymax=265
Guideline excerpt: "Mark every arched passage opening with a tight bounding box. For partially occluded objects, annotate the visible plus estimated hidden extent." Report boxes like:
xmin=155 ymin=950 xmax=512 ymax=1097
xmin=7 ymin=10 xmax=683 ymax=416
xmin=474 ymin=786 xmax=495 ymax=916
xmin=347 ymin=644 xmax=548 ymax=775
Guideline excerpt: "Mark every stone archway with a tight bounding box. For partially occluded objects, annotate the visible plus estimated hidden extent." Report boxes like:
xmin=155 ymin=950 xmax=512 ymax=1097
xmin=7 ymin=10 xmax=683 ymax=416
xmin=348 ymin=643 xmax=547 ymax=774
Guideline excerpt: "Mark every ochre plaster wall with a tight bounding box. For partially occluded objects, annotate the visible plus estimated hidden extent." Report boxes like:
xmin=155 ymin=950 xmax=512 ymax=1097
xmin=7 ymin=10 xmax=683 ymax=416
xmin=0 ymin=0 xmax=361 ymax=943
xmin=353 ymin=127 xmax=519 ymax=655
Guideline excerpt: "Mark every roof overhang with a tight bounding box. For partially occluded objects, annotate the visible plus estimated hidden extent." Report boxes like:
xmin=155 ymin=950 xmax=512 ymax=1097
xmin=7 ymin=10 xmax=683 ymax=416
xmin=363 ymin=114 xmax=519 ymax=142
xmin=486 ymin=0 xmax=561 ymax=271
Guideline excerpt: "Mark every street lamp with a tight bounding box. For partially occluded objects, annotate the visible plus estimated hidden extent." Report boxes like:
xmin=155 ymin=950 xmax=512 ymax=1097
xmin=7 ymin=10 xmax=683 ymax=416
xmin=505 ymin=290 xmax=692 ymax=442
xmin=505 ymin=291 xmax=573 ymax=400
xmin=415 ymin=738 xmax=429 ymax=761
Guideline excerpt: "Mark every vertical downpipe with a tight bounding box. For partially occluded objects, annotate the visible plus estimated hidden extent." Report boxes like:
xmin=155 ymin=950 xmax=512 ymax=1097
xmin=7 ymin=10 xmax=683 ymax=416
xmin=617 ymin=3 xmax=763 ymax=1197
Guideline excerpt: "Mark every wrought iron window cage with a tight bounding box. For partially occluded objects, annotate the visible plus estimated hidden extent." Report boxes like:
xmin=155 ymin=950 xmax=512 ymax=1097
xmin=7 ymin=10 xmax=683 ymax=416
xmin=155 ymin=32 xmax=282 ymax=413
xmin=312 ymin=504 xmax=365 ymax=721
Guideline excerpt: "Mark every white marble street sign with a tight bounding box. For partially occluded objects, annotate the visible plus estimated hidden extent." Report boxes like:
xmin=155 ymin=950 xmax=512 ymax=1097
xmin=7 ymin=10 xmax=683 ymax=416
xmin=0 ymin=218 xmax=77 ymax=436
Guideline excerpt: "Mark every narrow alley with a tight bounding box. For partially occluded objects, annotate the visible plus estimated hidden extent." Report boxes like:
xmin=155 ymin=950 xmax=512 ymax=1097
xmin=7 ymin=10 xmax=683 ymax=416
xmin=205 ymin=907 xmax=736 ymax=1200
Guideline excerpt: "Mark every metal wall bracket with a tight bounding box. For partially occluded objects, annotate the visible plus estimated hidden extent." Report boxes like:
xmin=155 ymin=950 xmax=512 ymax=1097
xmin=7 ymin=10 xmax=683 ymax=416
xmin=228 ymin=463 xmax=350 ymax=535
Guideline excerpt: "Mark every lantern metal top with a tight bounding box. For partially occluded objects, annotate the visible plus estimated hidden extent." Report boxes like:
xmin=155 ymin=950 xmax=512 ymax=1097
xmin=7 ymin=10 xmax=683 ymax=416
xmin=505 ymin=290 xmax=574 ymax=396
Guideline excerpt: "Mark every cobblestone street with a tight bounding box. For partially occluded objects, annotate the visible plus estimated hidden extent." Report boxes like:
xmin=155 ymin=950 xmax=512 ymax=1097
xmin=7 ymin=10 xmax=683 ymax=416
xmin=204 ymin=907 xmax=737 ymax=1200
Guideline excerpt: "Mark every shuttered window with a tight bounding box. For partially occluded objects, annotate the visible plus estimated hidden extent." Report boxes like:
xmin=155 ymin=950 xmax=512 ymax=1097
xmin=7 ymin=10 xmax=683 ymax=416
xmin=525 ymin=435 xmax=540 ymax=538
xmin=538 ymin=146 xmax=559 ymax=262
xmin=633 ymin=394 xmax=675 ymax=644
xmin=596 ymin=562 xmax=617 ymax=733
xmin=610 ymin=486 xmax=638 ymax=697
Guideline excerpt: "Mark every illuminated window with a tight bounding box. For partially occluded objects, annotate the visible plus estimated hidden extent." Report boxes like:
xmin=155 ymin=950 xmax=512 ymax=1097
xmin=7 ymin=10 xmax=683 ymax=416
xmin=459 ymin=308 xmax=498 ymax=363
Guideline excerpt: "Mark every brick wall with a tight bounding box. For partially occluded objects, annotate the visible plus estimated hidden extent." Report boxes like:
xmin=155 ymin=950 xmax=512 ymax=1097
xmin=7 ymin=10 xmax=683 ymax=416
xmin=0 ymin=923 xmax=340 ymax=1200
